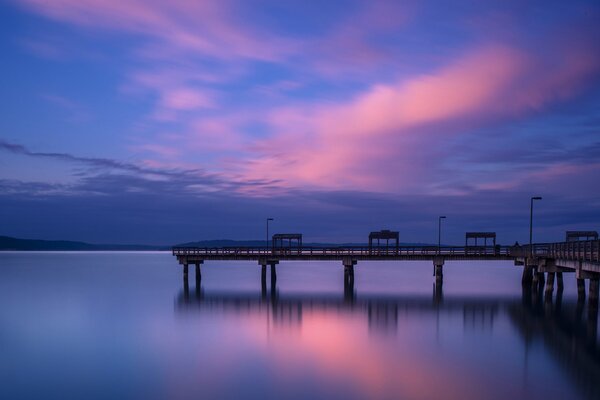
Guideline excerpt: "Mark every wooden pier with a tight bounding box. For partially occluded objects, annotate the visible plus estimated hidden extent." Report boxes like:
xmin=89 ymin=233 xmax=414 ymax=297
xmin=172 ymin=238 xmax=600 ymax=308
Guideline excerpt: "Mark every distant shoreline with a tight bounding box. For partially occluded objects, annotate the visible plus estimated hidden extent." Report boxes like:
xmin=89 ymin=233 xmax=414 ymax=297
xmin=1 ymin=235 xmax=432 ymax=251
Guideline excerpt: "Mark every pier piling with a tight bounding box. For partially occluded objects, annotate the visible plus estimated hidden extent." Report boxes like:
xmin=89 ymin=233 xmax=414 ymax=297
xmin=195 ymin=261 xmax=203 ymax=285
xmin=537 ymin=271 xmax=545 ymax=287
xmin=258 ymin=259 xmax=279 ymax=287
xmin=271 ymin=263 xmax=277 ymax=286
xmin=577 ymin=279 xmax=586 ymax=300
xmin=556 ymin=272 xmax=564 ymax=292
xmin=590 ymin=278 xmax=599 ymax=309
xmin=522 ymin=265 xmax=533 ymax=286
xmin=433 ymin=257 xmax=444 ymax=286
xmin=545 ymin=272 xmax=555 ymax=297
xmin=261 ymin=264 xmax=267 ymax=286
xmin=343 ymin=258 xmax=357 ymax=288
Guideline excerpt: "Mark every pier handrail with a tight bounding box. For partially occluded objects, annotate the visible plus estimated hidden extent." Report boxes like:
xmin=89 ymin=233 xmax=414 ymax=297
xmin=172 ymin=244 xmax=513 ymax=257
xmin=172 ymin=239 xmax=599 ymax=263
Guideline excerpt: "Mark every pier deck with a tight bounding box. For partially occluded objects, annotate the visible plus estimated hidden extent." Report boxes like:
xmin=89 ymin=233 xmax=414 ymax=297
xmin=172 ymin=240 xmax=600 ymax=307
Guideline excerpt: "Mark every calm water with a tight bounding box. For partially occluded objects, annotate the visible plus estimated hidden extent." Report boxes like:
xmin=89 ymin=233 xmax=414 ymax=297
xmin=1 ymin=252 xmax=599 ymax=400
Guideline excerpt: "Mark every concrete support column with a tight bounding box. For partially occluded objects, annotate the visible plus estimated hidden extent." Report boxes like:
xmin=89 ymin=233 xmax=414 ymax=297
xmin=590 ymin=278 xmax=599 ymax=309
xmin=258 ymin=259 xmax=278 ymax=288
xmin=522 ymin=265 xmax=533 ymax=286
xmin=261 ymin=264 xmax=267 ymax=287
xmin=544 ymin=272 xmax=555 ymax=297
xmin=433 ymin=282 xmax=443 ymax=305
xmin=195 ymin=261 xmax=203 ymax=285
xmin=536 ymin=271 xmax=545 ymax=290
xmin=577 ymin=279 xmax=586 ymax=301
xmin=183 ymin=263 xmax=189 ymax=299
xmin=270 ymin=263 xmax=277 ymax=286
xmin=344 ymin=264 xmax=354 ymax=285
xmin=556 ymin=272 xmax=564 ymax=292
xmin=343 ymin=258 xmax=357 ymax=288
xmin=588 ymin=277 xmax=599 ymax=341
xmin=555 ymin=287 xmax=563 ymax=312
xmin=433 ymin=257 xmax=444 ymax=286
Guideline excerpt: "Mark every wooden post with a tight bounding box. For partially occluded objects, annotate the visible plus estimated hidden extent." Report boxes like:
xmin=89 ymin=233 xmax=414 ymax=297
xmin=270 ymin=262 xmax=277 ymax=287
xmin=544 ymin=272 xmax=555 ymax=299
xmin=532 ymin=270 xmax=539 ymax=288
xmin=522 ymin=265 xmax=533 ymax=286
xmin=590 ymin=278 xmax=599 ymax=309
xmin=536 ymin=271 xmax=545 ymax=290
xmin=556 ymin=272 xmax=564 ymax=291
xmin=577 ymin=278 xmax=586 ymax=300
xmin=261 ymin=264 xmax=267 ymax=287
xmin=195 ymin=263 xmax=201 ymax=286
xmin=434 ymin=257 xmax=444 ymax=286
xmin=183 ymin=264 xmax=189 ymax=300
xmin=342 ymin=258 xmax=357 ymax=288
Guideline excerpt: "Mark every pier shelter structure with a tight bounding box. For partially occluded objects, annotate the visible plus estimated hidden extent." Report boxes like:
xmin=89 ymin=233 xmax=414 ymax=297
xmin=465 ymin=232 xmax=497 ymax=255
xmin=368 ymin=230 xmax=399 ymax=255
xmin=566 ymin=231 xmax=598 ymax=242
xmin=465 ymin=232 xmax=496 ymax=248
xmin=272 ymin=233 xmax=302 ymax=255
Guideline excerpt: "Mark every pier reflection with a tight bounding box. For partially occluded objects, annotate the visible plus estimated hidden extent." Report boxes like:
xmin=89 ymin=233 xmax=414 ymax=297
xmin=178 ymin=281 xmax=600 ymax=397
xmin=178 ymin=285 xmax=503 ymax=335
xmin=513 ymin=286 xmax=599 ymax=399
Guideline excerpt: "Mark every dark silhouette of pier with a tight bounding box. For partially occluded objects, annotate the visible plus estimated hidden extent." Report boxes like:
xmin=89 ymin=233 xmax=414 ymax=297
xmin=173 ymin=234 xmax=600 ymax=309
xmin=175 ymin=283 xmax=600 ymax=399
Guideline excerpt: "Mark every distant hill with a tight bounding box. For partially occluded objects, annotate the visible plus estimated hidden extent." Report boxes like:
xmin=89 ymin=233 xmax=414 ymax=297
xmin=0 ymin=235 xmax=432 ymax=251
xmin=0 ymin=236 xmax=167 ymax=251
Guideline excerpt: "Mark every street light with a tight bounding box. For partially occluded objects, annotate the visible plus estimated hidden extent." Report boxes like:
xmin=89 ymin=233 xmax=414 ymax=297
xmin=266 ymin=218 xmax=274 ymax=254
xmin=529 ymin=197 xmax=542 ymax=256
xmin=438 ymin=216 xmax=446 ymax=254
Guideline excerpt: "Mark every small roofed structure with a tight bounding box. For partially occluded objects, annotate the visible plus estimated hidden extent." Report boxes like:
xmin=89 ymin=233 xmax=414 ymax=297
xmin=565 ymin=231 xmax=598 ymax=242
xmin=272 ymin=233 xmax=302 ymax=254
xmin=465 ymin=232 xmax=498 ymax=255
xmin=465 ymin=232 xmax=496 ymax=247
xmin=369 ymin=230 xmax=399 ymax=254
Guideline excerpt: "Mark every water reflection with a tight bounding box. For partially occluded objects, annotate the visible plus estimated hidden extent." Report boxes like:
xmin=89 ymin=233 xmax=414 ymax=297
xmin=515 ymin=286 xmax=599 ymax=399
xmin=177 ymin=280 xmax=600 ymax=398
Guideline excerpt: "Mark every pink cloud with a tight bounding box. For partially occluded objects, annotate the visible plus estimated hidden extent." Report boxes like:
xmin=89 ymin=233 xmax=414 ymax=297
xmin=14 ymin=1 xmax=600 ymax=198
xmin=240 ymin=41 xmax=599 ymax=193
xmin=240 ymin=45 xmax=526 ymax=190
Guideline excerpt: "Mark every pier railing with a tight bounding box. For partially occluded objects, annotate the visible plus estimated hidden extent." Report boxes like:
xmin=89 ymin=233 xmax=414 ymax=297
xmin=514 ymin=240 xmax=600 ymax=263
xmin=173 ymin=240 xmax=600 ymax=263
xmin=172 ymin=245 xmax=510 ymax=257
xmin=536 ymin=240 xmax=600 ymax=263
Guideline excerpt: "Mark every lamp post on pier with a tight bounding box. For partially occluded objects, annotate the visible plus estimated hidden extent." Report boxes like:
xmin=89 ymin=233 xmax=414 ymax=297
xmin=438 ymin=216 xmax=446 ymax=255
xmin=529 ymin=197 xmax=542 ymax=257
xmin=266 ymin=218 xmax=274 ymax=254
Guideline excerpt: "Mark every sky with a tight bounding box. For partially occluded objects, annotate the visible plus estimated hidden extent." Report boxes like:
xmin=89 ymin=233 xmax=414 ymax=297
xmin=1 ymin=0 xmax=599 ymax=245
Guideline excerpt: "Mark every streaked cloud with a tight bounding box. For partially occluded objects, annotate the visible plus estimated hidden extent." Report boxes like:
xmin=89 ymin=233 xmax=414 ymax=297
xmin=2 ymin=0 xmax=599 ymax=243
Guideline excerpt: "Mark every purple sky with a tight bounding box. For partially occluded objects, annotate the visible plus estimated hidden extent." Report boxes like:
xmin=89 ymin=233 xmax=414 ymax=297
xmin=1 ymin=0 xmax=599 ymax=245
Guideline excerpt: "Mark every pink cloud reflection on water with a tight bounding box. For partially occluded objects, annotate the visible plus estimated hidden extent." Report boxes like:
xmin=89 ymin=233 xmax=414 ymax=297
xmin=154 ymin=307 xmax=497 ymax=399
